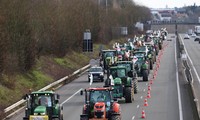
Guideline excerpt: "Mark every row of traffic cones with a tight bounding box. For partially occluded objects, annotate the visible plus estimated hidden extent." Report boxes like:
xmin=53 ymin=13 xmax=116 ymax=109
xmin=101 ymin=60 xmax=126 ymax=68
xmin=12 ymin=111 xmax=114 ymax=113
xmin=140 ymin=43 xmax=169 ymax=119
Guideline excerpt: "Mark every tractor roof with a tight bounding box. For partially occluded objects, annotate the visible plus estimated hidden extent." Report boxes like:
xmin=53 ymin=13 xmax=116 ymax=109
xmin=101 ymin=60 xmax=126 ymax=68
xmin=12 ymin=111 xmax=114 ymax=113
xmin=116 ymin=61 xmax=133 ymax=64
xmin=134 ymin=51 xmax=146 ymax=54
xmin=86 ymin=87 xmax=112 ymax=91
xmin=110 ymin=66 xmax=126 ymax=69
xmin=102 ymin=50 xmax=116 ymax=52
xmin=31 ymin=91 xmax=54 ymax=94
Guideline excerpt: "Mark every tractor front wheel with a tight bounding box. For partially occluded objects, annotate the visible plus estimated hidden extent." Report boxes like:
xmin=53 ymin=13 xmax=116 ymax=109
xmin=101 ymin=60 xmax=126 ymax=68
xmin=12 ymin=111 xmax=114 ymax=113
xmin=80 ymin=115 xmax=89 ymax=120
xmin=142 ymin=70 xmax=148 ymax=81
xmin=111 ymin=115 xmax=121 ymax=120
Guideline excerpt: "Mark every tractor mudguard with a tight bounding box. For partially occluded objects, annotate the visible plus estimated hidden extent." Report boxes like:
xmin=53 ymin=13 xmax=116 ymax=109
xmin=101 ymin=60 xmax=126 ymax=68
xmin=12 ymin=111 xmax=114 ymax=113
xmin=125 ymin=77 xmax=132 ymax=87
xmin=112 ymin=102 xmax=121 ymax=113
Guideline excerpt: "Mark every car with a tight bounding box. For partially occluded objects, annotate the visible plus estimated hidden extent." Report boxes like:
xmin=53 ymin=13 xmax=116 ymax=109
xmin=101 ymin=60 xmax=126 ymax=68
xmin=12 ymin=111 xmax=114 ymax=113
xmin=88 ymin=66 xmax=104 ymax=82
xmin=188 ymin=29 xmax=193 ymax=36
xmin=184 ymin=34 xmax=190 ymax=39
xmin=194 ymin=37 xmax=200 ymax=41
xmin=191 ymin=33 xmax=197 ymax=38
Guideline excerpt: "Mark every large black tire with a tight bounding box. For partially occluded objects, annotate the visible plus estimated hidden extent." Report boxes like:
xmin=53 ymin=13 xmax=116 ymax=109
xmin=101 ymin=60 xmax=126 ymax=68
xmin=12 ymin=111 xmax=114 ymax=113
xmin=142 ymin=70 xmax=148 ymax=81
xmin=156 ymin=49 xmax=159 ymax=55
xmin=105 ymin=79 xmax=111 ymax=86
xmin=133 ymin=79 xmax=138 ymax=94
xmin=150 ymin=60 xmax=153 ymax=70
xmin=125 ymin=87 xmax=134 ymax=103
xmin=159 ymin=44 xmax=162 ymax=50
xmin=111 ymin=115 xmax=121 ymax=120
xmin=101 ymin=77 xmax=104 ymax=82
xmin=80 ymin=115 xmax=89 ymax=120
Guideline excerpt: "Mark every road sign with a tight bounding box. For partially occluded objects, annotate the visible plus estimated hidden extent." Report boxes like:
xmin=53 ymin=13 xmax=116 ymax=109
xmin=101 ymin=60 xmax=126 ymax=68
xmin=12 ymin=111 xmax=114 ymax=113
xmin=83 ymin=29 xmax=93 ymax=52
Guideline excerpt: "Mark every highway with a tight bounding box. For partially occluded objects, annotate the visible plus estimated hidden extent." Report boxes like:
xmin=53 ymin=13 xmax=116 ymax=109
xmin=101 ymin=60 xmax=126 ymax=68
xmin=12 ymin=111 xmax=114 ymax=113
xmin=179 ymin=33 xmax=200 ymax=117
xmin=8 ymin=34 xmax=195 ymax=120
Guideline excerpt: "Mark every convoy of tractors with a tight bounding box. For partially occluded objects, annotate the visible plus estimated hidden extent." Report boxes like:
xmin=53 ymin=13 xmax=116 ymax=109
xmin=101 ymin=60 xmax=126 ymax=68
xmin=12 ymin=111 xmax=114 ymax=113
xmin=22 ymin=28 xmax=168 ymax=120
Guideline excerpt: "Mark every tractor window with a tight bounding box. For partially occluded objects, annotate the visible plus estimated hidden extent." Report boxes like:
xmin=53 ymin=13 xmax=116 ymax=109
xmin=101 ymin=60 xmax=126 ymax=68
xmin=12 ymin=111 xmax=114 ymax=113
xmin=90 ymin=90 xmax=111 ymax=103
xmin=117 ymin=64 xmax=131 ymax=72
xmin=139 ymin=46 xmax=146 ymax=51
xmin=89 ymin=67 xmax=102 ymax=72
xmin=117 ymin=69 xmax=126 ymax=77
xmin=32 ymin=94 xmax=52 ymax=107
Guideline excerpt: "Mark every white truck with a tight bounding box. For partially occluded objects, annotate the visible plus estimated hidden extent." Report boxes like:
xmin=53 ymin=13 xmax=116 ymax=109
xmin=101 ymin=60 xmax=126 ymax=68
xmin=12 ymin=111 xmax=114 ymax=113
xmin=194 ymin=26 xmax=200 ymax=35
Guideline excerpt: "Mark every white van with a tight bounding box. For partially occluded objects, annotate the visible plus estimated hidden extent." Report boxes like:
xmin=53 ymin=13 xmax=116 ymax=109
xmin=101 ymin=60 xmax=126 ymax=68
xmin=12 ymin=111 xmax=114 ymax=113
xmin=194 ymin=26 xmax=200 ymax=35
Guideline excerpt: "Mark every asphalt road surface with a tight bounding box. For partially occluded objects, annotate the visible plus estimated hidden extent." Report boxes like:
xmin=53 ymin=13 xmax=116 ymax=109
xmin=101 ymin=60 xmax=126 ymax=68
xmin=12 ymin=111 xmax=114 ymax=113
xmin=8 ymin=34 xmax=195 ymax=120
xmin=180 ymin=33 xmax=200 ymax=117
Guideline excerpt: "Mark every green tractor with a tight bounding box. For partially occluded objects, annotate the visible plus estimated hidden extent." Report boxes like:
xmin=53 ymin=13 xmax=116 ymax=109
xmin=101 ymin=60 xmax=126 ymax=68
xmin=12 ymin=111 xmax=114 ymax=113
xmin=105 ymin=66 xmax=134 ymax=103
xmin=114 ymin=61 xmax=138 ymax=94
xmin=23 ymin=90 xmax=63 ymax=120
xmin=100 ymin=50 xmax=118 ymax=73
xmin=145 ymin=44 xmax=156 ymax=70
xmin=152 ymin=37 xmax=160 ymax=55
xmin=134 ymin=51 xmax=149 ymax=81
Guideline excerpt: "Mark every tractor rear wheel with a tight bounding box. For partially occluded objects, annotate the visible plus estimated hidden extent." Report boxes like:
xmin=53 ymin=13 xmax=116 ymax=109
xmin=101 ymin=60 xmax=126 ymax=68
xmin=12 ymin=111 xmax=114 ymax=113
xmin=142 ymin=70 xmax=148 ymax=81
xmin=125 ymin=87 xmax=134 ymax=103
xmin=133 ymin=79 xmax=138 ymax=94
xmin=150 ymin=60 xmax=153 ymax=70
xmin=159 ymin=44 xmax=162 ymax=50
xmin=111 ymin=115 xmax=121 ymax=120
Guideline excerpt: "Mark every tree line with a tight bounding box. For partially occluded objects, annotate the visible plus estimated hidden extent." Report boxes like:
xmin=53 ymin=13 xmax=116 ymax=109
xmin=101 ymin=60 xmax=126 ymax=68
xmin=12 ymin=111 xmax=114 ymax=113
xmin=0 ymin=0 xmax=151 ymax=83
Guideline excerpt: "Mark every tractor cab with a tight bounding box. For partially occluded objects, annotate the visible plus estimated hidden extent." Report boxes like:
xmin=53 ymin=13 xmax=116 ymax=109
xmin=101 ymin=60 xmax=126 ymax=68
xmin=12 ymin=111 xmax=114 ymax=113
xmin=80 ymin=87 xmax=121 ymax=120
xmin=100 ymin=50 xmax=118 ymax=73
xmin=105 ymin=66 xmax=134 ymax=103
xmin=23 ymin=91 xmax=63 ymax=120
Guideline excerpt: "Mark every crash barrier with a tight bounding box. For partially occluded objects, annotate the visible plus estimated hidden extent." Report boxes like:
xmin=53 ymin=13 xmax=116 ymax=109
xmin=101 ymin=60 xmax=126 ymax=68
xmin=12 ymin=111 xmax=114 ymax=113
xmin=177 ymin=34 xmax=200 ymax=119
xmin=4 ymin=64 xmax=90 ymax=118
xmin=182 ymin=60 xmax=193 ymax=83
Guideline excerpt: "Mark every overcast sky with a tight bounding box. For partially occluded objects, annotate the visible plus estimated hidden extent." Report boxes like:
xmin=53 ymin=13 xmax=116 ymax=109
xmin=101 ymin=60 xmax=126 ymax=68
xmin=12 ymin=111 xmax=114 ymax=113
xmin=134 ymin=0 xmax=200 ymax=8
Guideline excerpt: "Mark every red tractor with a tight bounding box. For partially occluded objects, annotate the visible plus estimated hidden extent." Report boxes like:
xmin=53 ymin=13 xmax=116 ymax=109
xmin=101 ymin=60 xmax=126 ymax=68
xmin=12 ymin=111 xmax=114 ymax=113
xmin=80 ymin=87 xmax=121 ymax=120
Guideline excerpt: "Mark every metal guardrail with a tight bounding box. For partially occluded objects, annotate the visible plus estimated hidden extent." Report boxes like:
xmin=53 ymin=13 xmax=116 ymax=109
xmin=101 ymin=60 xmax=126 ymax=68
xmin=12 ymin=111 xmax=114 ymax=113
xmin=4 ymin=64 xmax=90 ymax=115
xmin=177 ymin=34 xmax=199 ymax=119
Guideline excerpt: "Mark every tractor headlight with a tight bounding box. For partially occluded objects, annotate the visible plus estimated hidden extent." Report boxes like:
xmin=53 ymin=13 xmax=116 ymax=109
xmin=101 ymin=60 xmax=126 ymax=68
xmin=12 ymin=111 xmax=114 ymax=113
xmin=100 ymin=73 xmax=103 ymax=76
xmin=34 ymin=113 xmax=38 ymax=115
xmin=40 ymin=113 xmax=46 ymax=115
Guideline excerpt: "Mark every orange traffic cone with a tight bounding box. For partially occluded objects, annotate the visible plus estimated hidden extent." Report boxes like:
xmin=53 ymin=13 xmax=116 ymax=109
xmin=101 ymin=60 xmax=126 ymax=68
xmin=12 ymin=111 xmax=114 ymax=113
xmin=147 ymin=90 xmax=151 ymax=98
xmin=144 ymin=99 xmax=148 ymax=106
xmin=148 ymin=85 xmax=151 ymax=91
xmin=141 ymin=109 xmax=146 ymax=118
xmin=150 ymin=79 xmax=153 ymax=84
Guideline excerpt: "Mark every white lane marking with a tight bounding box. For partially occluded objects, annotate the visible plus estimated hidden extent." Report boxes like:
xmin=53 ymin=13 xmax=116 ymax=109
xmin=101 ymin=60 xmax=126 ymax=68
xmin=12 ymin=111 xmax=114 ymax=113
xmin=180 ymin=35 xmax=200 ymax=83
xmin=137 ymin=105 xmax=140 ymax=108
xmin=132 ymin=116 xmax=135 ymax=120
xmin=141 ymin=96 xmax=143 ymax=99
xmin=175 ymin=36 xmax=183 ymax=120
xmin=61 ymin=88 xmax=82 ymax=106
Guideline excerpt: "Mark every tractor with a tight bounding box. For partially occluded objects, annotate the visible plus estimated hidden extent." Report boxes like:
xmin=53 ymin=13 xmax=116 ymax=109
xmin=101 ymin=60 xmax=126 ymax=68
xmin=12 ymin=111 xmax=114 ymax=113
xmin=99 ymin=50 xmax=118 ymax=73
xmin=23 ymin=90 xmax=63 ymax=120
xmin=105 ymin=66 xmax=134 ymax=103
xmin=80 ymin=87 xmax=121 ymax=120
xmin=114 ymin=61 xmax=138 ymax=94
xmin=152 ymin=37 xmax=160 ymax=55
xmin=145 ymin=43 xmax=156 ymax=70
xmin=134 ymin=51 xmax=149 ymax=81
